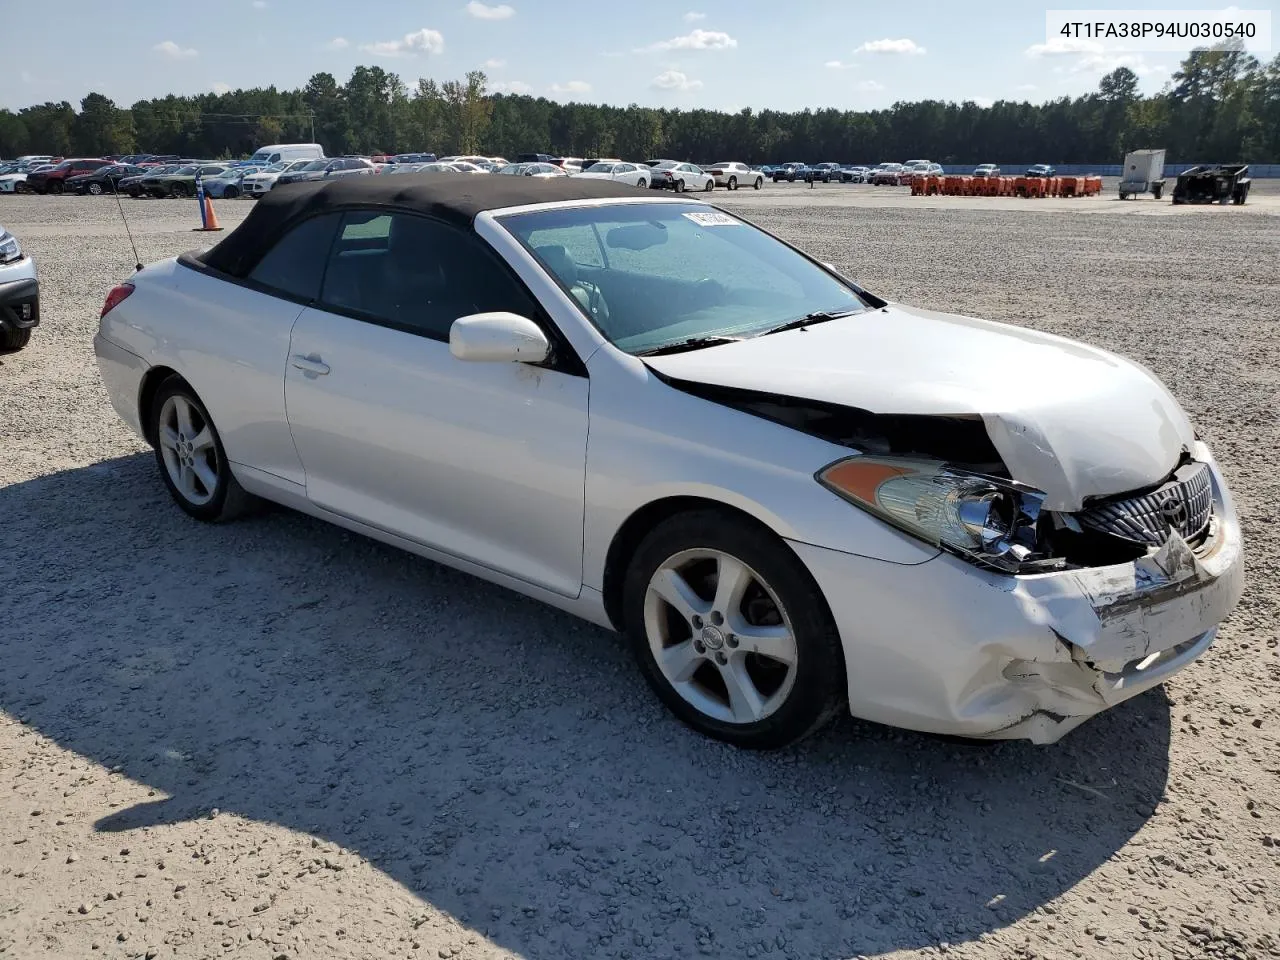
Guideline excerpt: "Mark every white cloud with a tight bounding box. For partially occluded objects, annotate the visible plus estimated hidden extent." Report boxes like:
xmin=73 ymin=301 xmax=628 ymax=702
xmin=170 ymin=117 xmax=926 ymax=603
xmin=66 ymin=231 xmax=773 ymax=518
xmin=973 ymin=96 xmax=994 ymax=108
xmin=212 ymin=81 xmax=232 ymax=94
xmin=825 ymin=60 xmax=853 ymax=69
xmin=251 ymin=0 xmax=266 ymax=7
xmin=466 ymin=1 xmax=515 ymax=19
xmin=359 ymin=28 xmax=444 ymax=58
xmin=549 ymin=80 xmax=592 ymax=95
xmin=1025 ymin=37 xmax=1102 ymax=57
xmin=153 ymin=40 xmax=198 ymax=60
xmin=483 ymin=58 xmax=506 ymax=69
xmin=638 ymin=28 xmax=736 ymax=52
xmin=1016 ymin=83 xmax=1038 ymax=91
xmin=855 ymin=80 xmax=884 ymax=92
xmin=683 ymin=10 xmax=705 ymax=20
xmin=651 ymin=70 xmax=703 ymax=91
xmin=326 ymin=37 xmax=349 ymax=50
xmin=1026 ymin=39 xmax=1163 ymax=78
xmin=854 ymin=37 xmax=925 ymax=56
xmin=492 ymin=80 xmax=533 ymax=94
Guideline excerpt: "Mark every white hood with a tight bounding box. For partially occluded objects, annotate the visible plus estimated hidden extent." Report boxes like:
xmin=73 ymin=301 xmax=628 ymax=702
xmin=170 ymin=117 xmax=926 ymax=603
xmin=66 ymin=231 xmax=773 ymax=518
xmin=643 ymin=303 xmax=1196 ymax=511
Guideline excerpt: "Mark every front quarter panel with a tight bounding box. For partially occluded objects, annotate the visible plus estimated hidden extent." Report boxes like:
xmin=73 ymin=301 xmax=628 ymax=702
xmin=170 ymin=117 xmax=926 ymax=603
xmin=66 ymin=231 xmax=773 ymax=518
xmin=581 ymin=347 xmax=940 ymax=592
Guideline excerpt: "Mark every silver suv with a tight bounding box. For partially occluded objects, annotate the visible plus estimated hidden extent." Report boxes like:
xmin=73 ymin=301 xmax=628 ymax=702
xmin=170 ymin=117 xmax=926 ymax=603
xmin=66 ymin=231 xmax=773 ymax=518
xmin=0 ymin=225 xmax=38 ymax=351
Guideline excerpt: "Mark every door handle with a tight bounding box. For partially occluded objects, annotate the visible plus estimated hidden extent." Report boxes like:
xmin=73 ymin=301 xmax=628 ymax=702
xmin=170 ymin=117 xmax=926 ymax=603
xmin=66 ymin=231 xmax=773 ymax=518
xmin=290 ymin=354 xmax=330 ymax=375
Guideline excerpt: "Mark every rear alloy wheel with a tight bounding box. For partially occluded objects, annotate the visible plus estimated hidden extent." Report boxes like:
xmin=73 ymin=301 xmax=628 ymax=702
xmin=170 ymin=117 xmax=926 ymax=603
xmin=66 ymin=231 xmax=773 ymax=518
xmin=151 ymin=378 xmax=254 ymax=522
xmin=754 ymin=178 xmax=763 ymax=190
xmin=623 ymin=510 xmax=846 ymax=749
xmin=703 ymin=178 xmax=714 ymax=191
xmin=87 ymin=182 xmax=104 ymax=196
xmin=728 ymin=176 xmax=737 ymax=191
xmin=674 ymin=179 xmax=685 ymax=193
xmin=637 ymin=178 xmax=646 ymax=187
xmin=222 ymin=184 xmax=240 ymax=199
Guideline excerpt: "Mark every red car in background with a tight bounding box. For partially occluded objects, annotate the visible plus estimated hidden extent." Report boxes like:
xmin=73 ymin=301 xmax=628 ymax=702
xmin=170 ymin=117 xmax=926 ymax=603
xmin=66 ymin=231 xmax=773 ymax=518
xmin=23 ymin=158 xmax=113 ymax=194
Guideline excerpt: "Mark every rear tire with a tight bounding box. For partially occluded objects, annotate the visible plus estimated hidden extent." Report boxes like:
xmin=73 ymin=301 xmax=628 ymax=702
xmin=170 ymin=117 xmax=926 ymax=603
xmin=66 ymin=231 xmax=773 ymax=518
xmin=0 ymin=326 xmax=32 ymax=352
xmin=223 ymin=184 xmax=240 ymax=199
xmin=703 ymin=178 xmax=713 ymax=191
xmin=637 ymin=178 xmax=646 ymax=187
xmin=87 ymin=182 xmax=104 ymax=196
xmin=150 ymin=377 xmax=255 ymax=523
xmin=728 ymin=176 xmax=737 ymax=191
xmin=675 ymin=179 xmax=685 ymax=193
xmin=754 ymin=178 xmax=762 ymax=189
xmin=622 ymin=508 xmax=846 ymax=750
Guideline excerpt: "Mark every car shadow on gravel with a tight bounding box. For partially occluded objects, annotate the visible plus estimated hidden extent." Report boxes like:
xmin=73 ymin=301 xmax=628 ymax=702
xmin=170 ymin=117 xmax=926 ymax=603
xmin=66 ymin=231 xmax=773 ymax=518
xmin=0 ymin=454 xmax=1173 ymax=960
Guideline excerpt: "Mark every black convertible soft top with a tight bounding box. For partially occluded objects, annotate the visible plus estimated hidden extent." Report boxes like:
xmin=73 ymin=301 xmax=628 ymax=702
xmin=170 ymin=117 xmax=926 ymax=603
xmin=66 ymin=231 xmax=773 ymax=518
xmin=197 ymin=173 xmax=648 ymax=277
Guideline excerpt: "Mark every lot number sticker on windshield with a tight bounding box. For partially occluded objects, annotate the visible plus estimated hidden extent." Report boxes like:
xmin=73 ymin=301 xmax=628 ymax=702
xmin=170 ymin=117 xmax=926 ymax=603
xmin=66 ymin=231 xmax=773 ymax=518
xmin=683 ymin=211 xmax=740 ymax=227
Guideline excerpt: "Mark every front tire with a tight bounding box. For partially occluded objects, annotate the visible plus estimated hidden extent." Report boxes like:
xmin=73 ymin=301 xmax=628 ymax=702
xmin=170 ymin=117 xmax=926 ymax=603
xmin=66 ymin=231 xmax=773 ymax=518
xmin=150 ymin=377 xmax=254 ymax=522
xmin=754 ymin=177 xmax=762 ymax=190
xmin=622 ymin=509 xmax=846 ymax=749
xmin=87 ymin=182 xmax=104 ymax=196
xmin=222 ymin=184 xmax=240 ymax=199
xmin=0 ymin=326 xmax=32 ymax=352
xmin=703 ymin=178 xmax=713 ymax=191
xmin=728 ymin=176 xmax=737 ymax=191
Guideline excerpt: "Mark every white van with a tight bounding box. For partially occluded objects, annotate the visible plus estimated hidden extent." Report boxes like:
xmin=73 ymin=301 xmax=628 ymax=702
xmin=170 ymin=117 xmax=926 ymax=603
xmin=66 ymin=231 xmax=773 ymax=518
xmin=245 ymin=143 xmax=325 ymax=166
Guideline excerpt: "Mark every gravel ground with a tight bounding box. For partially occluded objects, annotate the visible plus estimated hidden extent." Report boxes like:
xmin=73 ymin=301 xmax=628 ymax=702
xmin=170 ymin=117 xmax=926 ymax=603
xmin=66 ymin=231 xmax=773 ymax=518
xmin=1 ymin=188 xmax=1278 ymax=960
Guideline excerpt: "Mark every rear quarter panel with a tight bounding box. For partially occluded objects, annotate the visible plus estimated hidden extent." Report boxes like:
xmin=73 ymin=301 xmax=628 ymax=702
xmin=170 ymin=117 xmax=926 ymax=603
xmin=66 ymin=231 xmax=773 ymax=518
xmin=98 ymin=258 xmax=307 ymax=486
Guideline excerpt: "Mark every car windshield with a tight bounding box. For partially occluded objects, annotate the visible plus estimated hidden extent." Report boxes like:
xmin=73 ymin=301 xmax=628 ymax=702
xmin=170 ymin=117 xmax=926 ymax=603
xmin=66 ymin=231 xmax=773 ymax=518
xmin=300 ymin=160 xmax=328 ymax=171
xmin=585 ymin=163 xmax=616 ymax=172
xmin=171 ymin=166 xmax=199 ymax=175
xmin=500 ymin=202 xmax=868 ymax=355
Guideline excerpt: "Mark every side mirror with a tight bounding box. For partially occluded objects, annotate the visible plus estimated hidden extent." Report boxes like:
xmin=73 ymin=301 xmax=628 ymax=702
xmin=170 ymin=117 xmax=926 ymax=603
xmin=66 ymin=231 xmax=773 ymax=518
xmin=449 ymin=312 xmax=550 ymax=363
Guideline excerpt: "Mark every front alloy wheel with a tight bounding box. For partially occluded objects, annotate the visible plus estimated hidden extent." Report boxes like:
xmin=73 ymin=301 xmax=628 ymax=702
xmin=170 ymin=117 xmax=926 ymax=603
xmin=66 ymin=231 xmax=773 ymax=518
xmin=624 ymin=510 xmax=846 ymax=749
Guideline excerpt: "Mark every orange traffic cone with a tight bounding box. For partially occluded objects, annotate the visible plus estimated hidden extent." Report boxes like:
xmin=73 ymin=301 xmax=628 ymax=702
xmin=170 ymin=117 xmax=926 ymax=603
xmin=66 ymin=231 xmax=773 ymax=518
xmin=193 ymin=180 xmax=223 ymax=232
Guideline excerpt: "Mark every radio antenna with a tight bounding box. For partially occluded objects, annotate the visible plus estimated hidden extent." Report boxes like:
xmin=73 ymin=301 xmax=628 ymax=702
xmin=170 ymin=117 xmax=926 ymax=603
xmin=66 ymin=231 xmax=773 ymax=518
xmin=112 ymin=184 xmax=143 ymax=272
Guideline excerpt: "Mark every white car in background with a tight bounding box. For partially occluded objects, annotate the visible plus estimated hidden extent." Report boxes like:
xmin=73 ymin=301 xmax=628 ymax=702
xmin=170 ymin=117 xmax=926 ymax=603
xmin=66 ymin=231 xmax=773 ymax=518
xmin=498 ymin=162 xmax=568 ymax=178
xmin=705 ymin=162 xmax=763 ymax=191
xmin=0 ymin=163 xmax=56 ymax=193
xmin=447 ymin=161 xmax=489 ymax=174
xmin=572 ymin=161 xmax=651 ymax=188
xmin=90 ymin=175 xmax=1244 ymax=750
xmin=648 ymin=160 xmax=714 ymax=192
xmin=241 ymin=159 xmax=311 ymax=197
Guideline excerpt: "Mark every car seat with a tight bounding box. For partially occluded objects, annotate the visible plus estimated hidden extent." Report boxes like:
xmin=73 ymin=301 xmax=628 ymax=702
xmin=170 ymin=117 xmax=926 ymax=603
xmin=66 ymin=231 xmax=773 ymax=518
xmin=531 ymin=245 xmax=612 ymax=333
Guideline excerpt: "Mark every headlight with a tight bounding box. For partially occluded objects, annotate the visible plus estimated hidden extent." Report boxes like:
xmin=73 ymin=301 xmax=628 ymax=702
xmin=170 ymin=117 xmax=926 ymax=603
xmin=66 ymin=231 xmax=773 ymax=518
xmin=0 ymin=231 xmax=21 ymax=264
xmin=816 ymin=456 xmax=1045 ymax=573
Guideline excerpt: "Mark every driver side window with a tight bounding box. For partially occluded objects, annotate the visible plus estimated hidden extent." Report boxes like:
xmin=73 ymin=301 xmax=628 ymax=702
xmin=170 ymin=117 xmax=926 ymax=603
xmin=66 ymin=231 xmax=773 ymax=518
xmin=317 ymin=210 xmax=541 ymax=341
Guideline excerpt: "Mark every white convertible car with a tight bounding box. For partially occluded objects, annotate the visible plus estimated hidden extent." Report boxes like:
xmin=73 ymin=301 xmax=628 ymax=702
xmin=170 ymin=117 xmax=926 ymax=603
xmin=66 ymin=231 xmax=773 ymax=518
xmin=94 ymin=177 xmax=1243 ymax=749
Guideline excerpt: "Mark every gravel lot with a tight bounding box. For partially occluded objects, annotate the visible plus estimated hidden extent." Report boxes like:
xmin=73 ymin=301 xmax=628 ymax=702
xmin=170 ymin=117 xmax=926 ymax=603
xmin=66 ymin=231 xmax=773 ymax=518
xmin=2 ymin=185 xmax=1278 ymax=960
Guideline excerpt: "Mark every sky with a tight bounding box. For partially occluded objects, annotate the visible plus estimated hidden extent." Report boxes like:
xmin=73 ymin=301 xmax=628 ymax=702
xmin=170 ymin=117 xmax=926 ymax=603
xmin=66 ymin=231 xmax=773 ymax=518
xmin=1 ymin=1 xmax=1276 ymax=112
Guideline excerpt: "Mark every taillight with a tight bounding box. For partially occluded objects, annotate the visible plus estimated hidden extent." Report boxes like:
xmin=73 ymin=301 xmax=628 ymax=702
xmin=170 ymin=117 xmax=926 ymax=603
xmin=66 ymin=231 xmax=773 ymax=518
xmin=101 ymin=283 xmax=135 ymax=318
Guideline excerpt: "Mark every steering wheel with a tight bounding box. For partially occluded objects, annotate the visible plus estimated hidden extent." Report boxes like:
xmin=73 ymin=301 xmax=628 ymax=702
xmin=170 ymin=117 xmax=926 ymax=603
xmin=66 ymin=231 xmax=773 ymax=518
xmin=682 ymin=277 xmax=726 ymax=312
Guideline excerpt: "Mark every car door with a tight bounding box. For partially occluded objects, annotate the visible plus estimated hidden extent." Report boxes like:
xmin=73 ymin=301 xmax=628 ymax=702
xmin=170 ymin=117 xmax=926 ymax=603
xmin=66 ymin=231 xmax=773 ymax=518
xmin=283 ymin=208 xmax=590 ymax=597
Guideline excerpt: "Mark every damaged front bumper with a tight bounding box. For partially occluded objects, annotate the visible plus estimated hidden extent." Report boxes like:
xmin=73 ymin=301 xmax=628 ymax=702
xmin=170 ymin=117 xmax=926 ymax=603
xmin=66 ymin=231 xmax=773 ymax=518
xmin=789 ymin=442 xmax=1244 ymax=744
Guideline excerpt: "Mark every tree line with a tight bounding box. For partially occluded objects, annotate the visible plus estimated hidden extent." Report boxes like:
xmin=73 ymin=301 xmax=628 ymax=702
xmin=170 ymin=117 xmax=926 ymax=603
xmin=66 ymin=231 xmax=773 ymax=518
xmin=2 ymin=44 xmax=1277 ymax=165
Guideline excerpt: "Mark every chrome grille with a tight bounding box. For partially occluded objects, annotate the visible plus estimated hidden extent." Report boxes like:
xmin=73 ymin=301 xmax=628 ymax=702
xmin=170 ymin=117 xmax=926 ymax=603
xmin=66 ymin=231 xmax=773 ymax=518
xmin=1077 ymin=460 xmax=1212 ymax=546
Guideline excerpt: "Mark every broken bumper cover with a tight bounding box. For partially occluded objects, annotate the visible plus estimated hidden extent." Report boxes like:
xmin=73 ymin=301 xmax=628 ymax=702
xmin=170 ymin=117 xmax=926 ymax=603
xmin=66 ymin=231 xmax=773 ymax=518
xmin=788 ymin=442 xmax=1243 ymax=744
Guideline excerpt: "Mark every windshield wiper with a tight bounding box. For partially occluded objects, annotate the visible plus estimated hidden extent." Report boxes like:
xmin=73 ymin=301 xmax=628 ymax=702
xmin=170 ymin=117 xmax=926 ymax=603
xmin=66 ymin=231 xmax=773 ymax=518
xmin=637 ymin=336 xmax=744 ymax=357
xmin=758 ymin=309 xmax=858 ymax=337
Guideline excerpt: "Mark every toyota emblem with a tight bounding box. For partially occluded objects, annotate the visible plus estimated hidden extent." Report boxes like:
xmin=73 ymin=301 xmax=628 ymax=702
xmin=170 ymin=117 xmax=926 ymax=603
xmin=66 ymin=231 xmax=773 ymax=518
xmin=1160 ymin=495 xmax=1188 ymax=531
